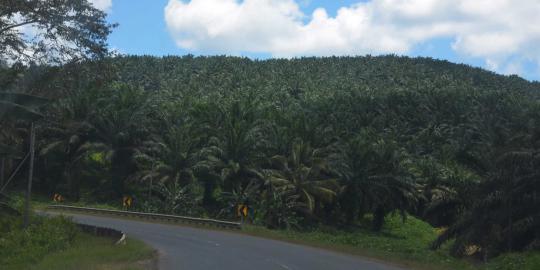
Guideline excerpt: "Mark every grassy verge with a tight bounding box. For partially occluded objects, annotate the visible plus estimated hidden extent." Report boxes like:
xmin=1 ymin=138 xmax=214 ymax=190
xmin=28 ymin=232 xmax=156 ymax=270
xmin=1 ymin=218 xmax=156 ymax=270
xmin=485 ymin=252 xmax=540 ymax=270
xmin=242 ymin=216 xmax=540 ymax=270
xmin=243 ymin=215 xmax=473 ymax=270
xmin=1 ymin=195 xmax=156 ymax=270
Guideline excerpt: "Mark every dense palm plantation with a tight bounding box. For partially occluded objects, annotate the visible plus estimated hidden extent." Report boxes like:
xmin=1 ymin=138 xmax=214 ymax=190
xmin=1 ymin=55 xmax=540 ymax=260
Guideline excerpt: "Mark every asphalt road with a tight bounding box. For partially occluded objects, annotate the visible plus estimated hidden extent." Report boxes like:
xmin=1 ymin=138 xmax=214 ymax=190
xmin=59 ymin=213 xmax=405 ymax=270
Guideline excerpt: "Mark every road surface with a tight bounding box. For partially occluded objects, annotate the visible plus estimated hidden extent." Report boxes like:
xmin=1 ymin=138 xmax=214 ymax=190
xmin=57 ymin=212 xmax=405 ymax=270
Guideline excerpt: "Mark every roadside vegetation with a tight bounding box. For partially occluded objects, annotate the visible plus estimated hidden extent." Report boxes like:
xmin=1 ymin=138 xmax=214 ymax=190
xmin=1 ymin=0 xmax=539 ymax=269
xmin=0 ymin=214 xmax=78 ymax=268
xmin=244 ymin=214 xmax=472 ymax=270
xmin=244 ymin=215 xmax=540 ymax=270
xmin=0 ymin=196 xmax=155 ymax=270
xmin=28 ymin=234 xmax=155 ymax=270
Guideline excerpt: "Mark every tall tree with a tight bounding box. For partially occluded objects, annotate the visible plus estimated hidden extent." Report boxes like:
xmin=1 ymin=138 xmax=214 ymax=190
xmin=135 ymin=124 xmax=201 ymax=197
xmin=341 ymin=130 xmax=419 ymax=231
xmin=197 ymin=100 xmax=263 ymax=193
xmin=39 ymin=89 xmax=96 ymax=201
xmin=432 ymin=136 xmax=540 ymax=259
xmin=264 ymin=139 xmax=340 ymax=219
xmin=0 ymin=0 xmax=116 ymax=63
xmin=88 ymin=84 xmax=151 ymax=197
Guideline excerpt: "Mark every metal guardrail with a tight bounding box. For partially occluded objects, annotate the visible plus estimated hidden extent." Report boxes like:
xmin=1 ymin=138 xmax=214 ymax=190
xmin=77 ymin=223 xmax=126 ymax=245
xmin=47 ymin=205 xmax=242 ymax=230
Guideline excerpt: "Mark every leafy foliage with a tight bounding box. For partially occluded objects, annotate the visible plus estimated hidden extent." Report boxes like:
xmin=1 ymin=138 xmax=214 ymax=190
xmin=0 ymin=0 xmax=116 ymax=63
xmin=0 ymin=215 xmax=78 ymax=267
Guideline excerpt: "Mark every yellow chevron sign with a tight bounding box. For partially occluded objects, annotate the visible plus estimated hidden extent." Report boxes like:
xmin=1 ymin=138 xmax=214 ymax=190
xmin=123 ymin=196 xmax=133 ymax=208
xmin=237 ymin=204 xmax=248 ymax=217
xmin=53 ymin=193 xmax=64 ymax=202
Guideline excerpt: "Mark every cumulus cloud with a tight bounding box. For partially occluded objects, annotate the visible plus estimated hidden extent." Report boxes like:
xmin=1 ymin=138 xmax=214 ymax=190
xmin=89 ymin=0 xmax=112 ymax=11
xmin=164 ymin=0 xmax=540 ymax=77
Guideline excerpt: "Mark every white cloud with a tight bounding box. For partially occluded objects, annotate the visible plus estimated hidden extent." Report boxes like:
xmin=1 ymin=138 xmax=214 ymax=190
xmin=89 ymin=0 xmax=112 ymax=11
xmin=165 ymin=0 xmax=302 ymax=52
xmin=164 ymin=0 xmax=540 ymax=78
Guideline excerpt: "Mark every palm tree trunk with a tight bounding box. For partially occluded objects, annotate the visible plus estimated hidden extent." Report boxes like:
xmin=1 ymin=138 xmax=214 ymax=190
xmin=372 ymin=205 xmax=386 ymax=231
xmin=148 ymin=157 xmax=154 ymax=200
xmin=68 ymin=168 xmax=80 ymax=202
xmin=507 ymin=196 xmax=513 ymax=252
xmin=111 ymin=148 xmax=132 ymax=197
xmin=0 ymin=158 xmax=5 ymax=188
xmin=203 ymin=175 xmax=216 ymax=207
xmin=23 ymin=122 xmax=36 ymax=228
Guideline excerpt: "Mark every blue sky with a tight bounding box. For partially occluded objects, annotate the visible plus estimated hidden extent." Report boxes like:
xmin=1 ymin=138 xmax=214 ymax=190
xmin=100 ymin=0 xmax=540 ymax=81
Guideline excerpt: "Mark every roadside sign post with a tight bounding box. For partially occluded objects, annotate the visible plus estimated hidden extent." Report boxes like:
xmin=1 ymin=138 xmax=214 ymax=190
xmin=237 ymin=204 xmax=248 ymax=224
xmin=53 ymin=193 xmax=64 ymax=202
xmin=123 ymin=196 xmax=133 ymax=210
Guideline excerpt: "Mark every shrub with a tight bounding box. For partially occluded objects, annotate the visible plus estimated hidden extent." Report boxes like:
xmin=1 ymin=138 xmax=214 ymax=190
xmin=0 ymin=215 xmax=78 ymax=267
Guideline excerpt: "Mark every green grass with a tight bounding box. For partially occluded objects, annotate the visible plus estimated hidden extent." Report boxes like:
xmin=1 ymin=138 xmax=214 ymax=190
xmin=485 ymin=252 xmax=540 ymax=270
xmin=0 ymin=215 xmax=155 ymax=270
xmin=243 ymin=215 xmax=471 ymax=270
xmin=26 ymin=233 xmax=156 ymax=270
xmin=242 ymin=215 xmax=540 ymax=270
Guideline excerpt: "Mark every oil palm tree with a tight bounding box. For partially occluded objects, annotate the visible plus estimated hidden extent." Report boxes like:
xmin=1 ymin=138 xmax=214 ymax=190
xmin=195 ymin=99 xmax=264 ymax=194
xmin=263 ymin=139 xmax=340 ymax=218
xmin=341 ymin=130 xmax=419 ymax=231
xmin=39 ymin=89 xmax=96 ymax=201
xmin=410 ymin=157 xmax=478 ymax=227
xmin=432 ymin=149 xmax=540 ymax=259
xmin=83 ymin=84 xmax=151 ymax=197
xmin=135 ymin=124 xmax=200 ymax=197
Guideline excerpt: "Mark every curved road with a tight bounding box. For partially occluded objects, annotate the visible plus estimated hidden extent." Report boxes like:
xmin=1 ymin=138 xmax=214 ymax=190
xmin=60 ymin=213 xmax=405 ymax=270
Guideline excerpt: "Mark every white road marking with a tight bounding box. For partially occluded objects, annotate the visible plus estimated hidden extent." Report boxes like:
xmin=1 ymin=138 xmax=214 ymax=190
xmin=266 ymin=258 xmax=293 ymax=270
xmin=206 ymin=240 xmax=221 ymax=246
xmin=176 ymin=234 xmax=221 ymax=246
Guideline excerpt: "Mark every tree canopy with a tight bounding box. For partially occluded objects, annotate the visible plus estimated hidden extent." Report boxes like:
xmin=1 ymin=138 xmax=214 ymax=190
xmin=0 ymin=0 xmax=116 ymax=64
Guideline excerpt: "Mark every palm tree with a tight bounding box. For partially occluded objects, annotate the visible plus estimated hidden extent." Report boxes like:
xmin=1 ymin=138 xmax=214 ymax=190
xmin=263 ymin=139 xmax=340 ymax=219
xmin=150 ymin=176 xmax=203 ymax=216
xmin=135 ymin=124 xmax=200 ymax=197
xmin=410 ymin=157 xmax=478 ymax=227
xmin=341 ymin=130 xmax=419 ymax=231
xmin=432 ymin=149 xmax=540 ymax=259
xmin=84 ymin=84 xmax=151 ymax=197
xmin=39 ymin=89 xmax=96 ymax=201
xmin=256 ymin=185 xmax=305 ymax=229
xmin=195 ymin=99 xmax=264 ymax=194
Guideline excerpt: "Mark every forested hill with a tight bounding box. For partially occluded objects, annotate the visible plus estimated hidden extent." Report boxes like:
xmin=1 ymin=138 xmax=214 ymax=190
xmin=2 ymin=55 xmax=540 ymax=259
xmin=9 ymin=55 xmax=539 ymax=98
xmin=106 ymin=55 xmax=540 ymax=93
